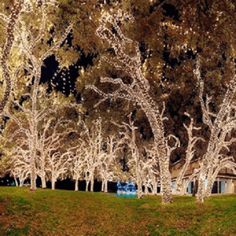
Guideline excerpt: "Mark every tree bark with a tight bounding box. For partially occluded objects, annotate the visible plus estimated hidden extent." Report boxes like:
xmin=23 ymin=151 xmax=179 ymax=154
xmin=51 ymin=178 xmax=56 ymax=190
xmin=196 ymin=162 xmax=208 ymax=202
xmin=19 ymin=179 xmax=24 ymax=187
xmin=152 ymin=181 xmax=158 ymax=195
xmin=75 ymin=178 xmax=79 ymax=191
xmin=137 ymin=178 xmax=143 ymax=199
xmin=86 ymin=180 xmax=89 ymax=192
xmin=14 ymin=177 xmax=18 ymax=187
xmin=104 ymin=180 xmax=108 ymax=193
xmin=90 ymin=176 xmax=94 ymax=192
xmin=101 ymin=180 xmax=104 ymax=192
xmin=140 ymin=91 xmax=172 ymax=203
xmin=0 ymin=1 xmax=23 ymax=113
xmin=144 ymin=185 xmax=149 ymax=195
xmin=41 ymin=175 xmax=46 ymax=189
xmin=30 ymin=103 xmax=38 ymax=191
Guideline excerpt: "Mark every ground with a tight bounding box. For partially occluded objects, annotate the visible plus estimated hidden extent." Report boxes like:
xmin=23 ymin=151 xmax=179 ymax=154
xmin=0 ymin=187 xmax=235 ymax=236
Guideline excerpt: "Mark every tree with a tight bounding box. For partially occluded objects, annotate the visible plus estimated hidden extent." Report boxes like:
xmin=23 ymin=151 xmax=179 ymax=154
xmin=112 ymin=115 xmax=160 ymax=198
xmin=81 ymin=118 xmax=105 ymax=192
xmin=70 ymin=142 xmax=86 ymax=191
xmin=46 ymin=150 xmax=72 ymax=190
xmin=194 ymin=58 xmax=236 ymax=202
xmin=98 ymin=133 xmax=124 ymax=193
xmin=37 ymin=114 xmax=77 ymax=188
xmin=10 ymin=147 xmax=30 ymax=187
xmin=175 ymin=112 xmax=204 ymax=194
xmin=1 ymin=0 xmax=73 ymax=190
xmin=88 ymin=9 xmax=176 ymax=203
xmin=142 ymin=146 xmax=160 ymax=195
xmin=2 ymin=86 xmax=76 ymax=189
xmin=118 ymin=117 xmax=143 ymax=198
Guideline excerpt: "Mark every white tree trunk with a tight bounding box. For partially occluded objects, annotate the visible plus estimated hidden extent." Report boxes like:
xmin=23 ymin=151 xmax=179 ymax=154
xmin=101 ymin=180 xmax=104 ymax=192
xmin=104 ymin=180 xmax=108 ymax=193
xmin=90 ymin=176 xmax=94 ymax=192
xmin=75 ymin=178 xmax=79 ymax=191
xmin=144 ymin=185 xmax=149 ymax=195
xmin=30 ymin=114 xmax=37 ymax=191
xmin=137 ymin=178 xmax=143 ymax=199
xmin=85 ymin=180 xmax=89 ymax=192
xmin=196 ymin=164 xmax=208 ymax=202
xmin=152 ymin=181 xmax=157 ymax=195
xmin=14 ymin=177 xmax=18 ymax=187
xmin=40 ymin=175 xmax=46 ymax=188
xmin=30 ymin=162 xmax=37 ymax=190
xmin=19 ymin=178 xmax=24 ymax=187
xmin=140 ymin=92 xmax=172 ymax=203
xmin=51 ymin=178 xmax=56 ymax=190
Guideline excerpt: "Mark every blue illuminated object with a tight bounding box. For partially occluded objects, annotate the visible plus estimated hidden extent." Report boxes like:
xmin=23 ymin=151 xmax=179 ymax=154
xmin=116 ymin=181 xmax=136 ymax=198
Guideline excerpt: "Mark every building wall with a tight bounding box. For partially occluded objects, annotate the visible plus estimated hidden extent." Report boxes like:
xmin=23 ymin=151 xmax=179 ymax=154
xmin=171 ymin=178 xmax=236 ymax=194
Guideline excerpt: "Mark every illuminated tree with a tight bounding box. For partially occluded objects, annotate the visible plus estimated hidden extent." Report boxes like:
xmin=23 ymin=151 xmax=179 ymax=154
xmin=175 ymin=113 xmax=204 ymax=194
xmin=10 ymin=147 xmax=30 ymax=187
xmin=88 ymin=9 xmax=175 ymax=203
xmin=0 ymin=0 xmax=72 ymax=190
xmin=112 ymin=115 xmax=160 ymax=198
xmin=80 ymin=118 xmax=104 ymax=192
xmin=0 ymin=0 xmax=24 ymax=114
xmin=142 ymin=146 xmax=160 ymax=195
xmin=70 ymin=143 xmax=86 ymax=191
xmin=194 ymin=58 xmax=236 ymax=202
xmin=37 ymin=115 xmax=76 ymax=188
xmin=46 ymin=150 xmax=72 ymax=190
xmin=98 ymin=133 xmax=124 ymax=193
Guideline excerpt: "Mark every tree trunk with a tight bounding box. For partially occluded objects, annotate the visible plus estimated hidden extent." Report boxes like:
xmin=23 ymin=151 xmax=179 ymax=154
xmin=14 ymin=177 xmax=18 ymax=187
xmin=86 ymin=180 xmax=89 ymax=192
xmin=75 ymin=178 xmax=79 ymax=191
xmin=41 ymin=175 xmax=46 ymax=189
xmin=101 ymin=180 xmax=104 ymax=192
xmin=19 ymin=179 xmax=24 ymax=187
xmin=205 ymin=177 xmax=214 ymax=197
xmin=30 ymin=161 xmax=37 ymax=190
xmin=30 ymin=115 xmax=37 ymax=191
xmin=179 ymin=180 xmax=187 ymax=195
xmin=196 ymin=165 xmax=208 ymax=203
xmin=51 ymin=178 xmax=56 ymax=190
xmin=196 ymin=178 xmax=206 ymax=203
xmin=104 ymin=180 xmax=108 ymax=193
xmin=0 ymin=1 xmax=23 ymax=114
xmin=144 ymin=184 xmax=148 ymax=195
xmin=90 ymin=176 xmax=94 ymax=192
xmin=139 ymin=91 xmax=172 ymax=203
xmin=137 ymin=179 xmax=143 ymax=199
xmin=152 ymin=181 xmax=157 ymax=195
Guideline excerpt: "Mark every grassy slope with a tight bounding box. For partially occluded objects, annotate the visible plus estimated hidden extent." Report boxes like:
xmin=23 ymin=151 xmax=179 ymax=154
xmin=0 ymin=187 xmax=235 ymax=236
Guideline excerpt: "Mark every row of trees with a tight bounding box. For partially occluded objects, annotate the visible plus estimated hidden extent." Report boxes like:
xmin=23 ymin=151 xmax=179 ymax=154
xmin=0 ymin=1 xmax=236 ymax=204
xmin=1 ymin=115 xmax=158 ymax=195
xmin=88 ymin=10 xmax=236 ymax=203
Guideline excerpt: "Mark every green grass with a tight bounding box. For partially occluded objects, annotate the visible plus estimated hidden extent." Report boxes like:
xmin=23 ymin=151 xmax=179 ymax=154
xmin=0 ymin=187 xmax=235 ymax=236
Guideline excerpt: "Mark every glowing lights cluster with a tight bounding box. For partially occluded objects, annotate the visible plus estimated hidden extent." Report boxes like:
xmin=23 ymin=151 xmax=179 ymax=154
xmin=88 ymin=10 xmax=177 ymax=203
xmin=50 ymin=67 xmax=76 ymax=95
xmin=0 ymin=0 xmax=73 ymax=191
xmin=194 ymin=58 xmax=236 ymax=202
xmin=0 ymin=0 xmax=23 ymax=114
xmin=175 ymin=112 xmax=204 ymax=194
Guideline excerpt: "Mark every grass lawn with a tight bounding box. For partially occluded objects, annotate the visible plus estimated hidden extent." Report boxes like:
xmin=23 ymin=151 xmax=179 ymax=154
xmin=0 ymin=187 xmax=235 ymax=236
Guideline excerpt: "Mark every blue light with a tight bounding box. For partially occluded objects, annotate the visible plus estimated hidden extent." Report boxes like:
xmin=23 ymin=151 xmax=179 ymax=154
xmin=116 ymin=181 xmax=137 ymax=198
